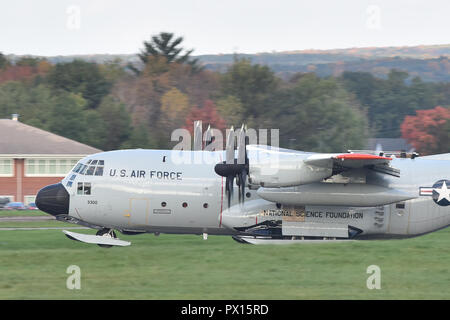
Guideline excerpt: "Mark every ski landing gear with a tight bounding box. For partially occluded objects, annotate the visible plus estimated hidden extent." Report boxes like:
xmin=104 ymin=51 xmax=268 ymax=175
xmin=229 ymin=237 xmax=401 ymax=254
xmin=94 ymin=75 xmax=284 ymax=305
xmin=96 ymin=228 xmax=118 ymax=248
xmin=62 ymin=229 xmax=131 ymax=247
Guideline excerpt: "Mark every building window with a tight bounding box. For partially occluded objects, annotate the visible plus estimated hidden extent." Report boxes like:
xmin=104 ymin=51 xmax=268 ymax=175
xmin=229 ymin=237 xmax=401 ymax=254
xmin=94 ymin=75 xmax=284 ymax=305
xmin=0 ymin=159 xmax=13 ymax=176
xmin=25 ymin=159 xmax=78 ymax=176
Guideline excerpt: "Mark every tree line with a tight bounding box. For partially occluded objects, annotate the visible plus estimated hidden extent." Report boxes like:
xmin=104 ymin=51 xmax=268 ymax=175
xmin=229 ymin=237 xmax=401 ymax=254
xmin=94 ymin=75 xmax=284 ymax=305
xmin=0 ymin=33 xmax=449 ymax=154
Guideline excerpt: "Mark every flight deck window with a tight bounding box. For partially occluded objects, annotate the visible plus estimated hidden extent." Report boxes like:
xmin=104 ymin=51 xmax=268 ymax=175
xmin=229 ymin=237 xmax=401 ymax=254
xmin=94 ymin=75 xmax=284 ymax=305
xmin=77 ymin=182 xmax=92 ymax=195
xmin=73 ymin=163 xmax=82 ymax=173
xmin=82 ymin=160 xmax=104 ymax=176
xmin=84 ymin=183 xmax=91 ymax=195
xmin=86 ymin=166 xmax=96 ymax=175
xmin=77 ymin=182 xmax=83 ymax=195
xmin=79 ymin=165 xmax=87 ymax=175
xmin=94 ymin=166 xmax=103 ymax=176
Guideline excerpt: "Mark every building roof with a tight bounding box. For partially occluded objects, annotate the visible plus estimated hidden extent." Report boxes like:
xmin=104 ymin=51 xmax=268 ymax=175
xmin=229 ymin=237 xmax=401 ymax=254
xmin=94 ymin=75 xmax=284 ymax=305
xmin=0 ymin=119 xmax=102 ymax=156
xmin=367 ymin=138 xmax=415 ymax=152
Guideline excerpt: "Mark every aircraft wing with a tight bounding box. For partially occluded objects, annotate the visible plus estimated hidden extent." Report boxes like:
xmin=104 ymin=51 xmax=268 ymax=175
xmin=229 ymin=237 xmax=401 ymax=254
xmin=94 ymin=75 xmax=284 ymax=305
xmin=305 ymin=153 xmax=400 ymax=177
xmin=255 ymin=152 xmax=410 ymax=207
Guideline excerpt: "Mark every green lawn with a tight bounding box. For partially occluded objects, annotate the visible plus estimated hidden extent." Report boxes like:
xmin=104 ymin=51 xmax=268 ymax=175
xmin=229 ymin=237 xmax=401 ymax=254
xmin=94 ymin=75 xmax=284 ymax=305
xmin=0 ymin=220 xmax=78 ymax=228
xmin=0 ymin=221 xmax=449 ymax=299
xmin=0 ymin=210 xmax=48 ymax=217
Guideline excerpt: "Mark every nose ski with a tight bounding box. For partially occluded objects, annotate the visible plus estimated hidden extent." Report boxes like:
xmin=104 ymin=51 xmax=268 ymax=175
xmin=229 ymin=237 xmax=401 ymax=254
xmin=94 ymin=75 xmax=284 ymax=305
xmin=63 ymin=230 xmax=131 ymax=247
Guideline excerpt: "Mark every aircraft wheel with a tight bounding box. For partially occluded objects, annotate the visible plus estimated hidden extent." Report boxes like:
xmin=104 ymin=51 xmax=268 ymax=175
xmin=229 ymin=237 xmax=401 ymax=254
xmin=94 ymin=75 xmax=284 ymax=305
xmin=96 ymin=228 xmax=117 ymax=248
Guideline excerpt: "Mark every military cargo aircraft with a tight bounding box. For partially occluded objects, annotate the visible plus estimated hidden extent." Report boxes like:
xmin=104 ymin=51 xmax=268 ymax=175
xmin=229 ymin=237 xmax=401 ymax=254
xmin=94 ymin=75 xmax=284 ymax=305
xmin=35 ymin=122 xmax=450 ymax=247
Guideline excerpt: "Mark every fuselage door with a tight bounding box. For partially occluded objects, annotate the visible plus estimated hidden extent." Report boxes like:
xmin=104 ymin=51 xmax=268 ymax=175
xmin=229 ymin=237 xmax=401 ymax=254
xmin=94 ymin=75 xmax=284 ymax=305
xmin=388 ymin=201 xmax=411 ymax=235
xmin=127 ymin=198 xmax=150 ymax=226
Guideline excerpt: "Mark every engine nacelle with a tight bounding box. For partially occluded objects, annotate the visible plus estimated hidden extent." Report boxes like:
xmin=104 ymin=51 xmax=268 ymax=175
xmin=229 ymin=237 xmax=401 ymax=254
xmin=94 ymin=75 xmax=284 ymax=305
xmin=248 ymin=150 xmax=332 ymax=187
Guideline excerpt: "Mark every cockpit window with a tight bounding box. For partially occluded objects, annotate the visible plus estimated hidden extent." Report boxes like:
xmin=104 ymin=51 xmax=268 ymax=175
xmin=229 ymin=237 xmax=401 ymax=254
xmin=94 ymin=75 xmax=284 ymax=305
xmin=84 ymin=183 xmax=91 ymax=195
xmin=86 ymin=166 xmax=96 ymax=175
xmin=77 ymin=182 xmax=83 ymax=195
xmin=77 ymin=182 xmax=91 ymax=195
xmin=73 ymin=160 xmax=104 ymax=176
xmin=79 ymin=165 xmax=87 ymax=175
xmin=94 ymin=166 xmax=104 ymax=176
xmin=73 ymin=163 xmax=83 ymax=173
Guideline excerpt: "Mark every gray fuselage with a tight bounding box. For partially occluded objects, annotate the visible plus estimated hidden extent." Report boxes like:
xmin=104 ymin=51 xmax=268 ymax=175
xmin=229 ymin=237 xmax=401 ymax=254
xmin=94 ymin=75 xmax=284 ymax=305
xmin=60 ymin=149 xmax=450 ymax=239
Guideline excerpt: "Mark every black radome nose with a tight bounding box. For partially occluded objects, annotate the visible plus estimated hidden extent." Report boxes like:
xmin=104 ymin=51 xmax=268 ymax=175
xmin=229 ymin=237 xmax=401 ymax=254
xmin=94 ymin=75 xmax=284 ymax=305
xmin=35 ymin=183 xmax=69 ymax=216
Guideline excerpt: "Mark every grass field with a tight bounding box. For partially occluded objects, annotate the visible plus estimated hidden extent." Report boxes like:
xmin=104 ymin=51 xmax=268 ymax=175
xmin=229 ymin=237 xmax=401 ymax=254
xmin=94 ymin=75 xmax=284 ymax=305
xmin=0 ymin=210 xmax=48 ymax=217
xmin=0 ymin=218 xmax=449 ymax=299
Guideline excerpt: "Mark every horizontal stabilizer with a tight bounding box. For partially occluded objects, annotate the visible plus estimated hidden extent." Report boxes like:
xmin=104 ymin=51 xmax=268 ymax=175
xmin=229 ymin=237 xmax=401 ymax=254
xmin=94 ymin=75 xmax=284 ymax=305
xmin=63 ymin=230 xmax=131 ymax=247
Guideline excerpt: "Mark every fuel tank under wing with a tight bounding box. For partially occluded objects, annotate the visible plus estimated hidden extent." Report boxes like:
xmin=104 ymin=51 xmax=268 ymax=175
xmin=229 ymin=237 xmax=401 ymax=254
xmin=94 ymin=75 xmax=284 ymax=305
xmin=257 ymin=183 xmax=416 ymax=207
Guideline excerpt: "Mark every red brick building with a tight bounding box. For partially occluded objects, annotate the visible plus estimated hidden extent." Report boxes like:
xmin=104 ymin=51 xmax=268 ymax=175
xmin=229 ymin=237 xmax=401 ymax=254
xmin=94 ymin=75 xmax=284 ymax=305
xmin=0 ymin=117 xmax=101 ymax=204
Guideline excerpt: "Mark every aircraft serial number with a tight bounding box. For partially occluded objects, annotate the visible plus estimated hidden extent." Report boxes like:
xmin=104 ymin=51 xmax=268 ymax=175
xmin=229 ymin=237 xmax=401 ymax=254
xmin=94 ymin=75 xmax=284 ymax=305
xmin=87 ymin=200 xmax=98 ymax=205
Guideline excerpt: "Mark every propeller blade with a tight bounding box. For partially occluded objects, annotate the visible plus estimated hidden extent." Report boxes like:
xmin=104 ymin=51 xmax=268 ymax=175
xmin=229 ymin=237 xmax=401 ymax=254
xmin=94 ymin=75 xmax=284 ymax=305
xmin=240 ymin=168 xmax=247 ymax=204
xmin=226 ymin=176 xmax=234 ymax=209
xmin=215 ymin=124 xmax=250 ymax=208
xmin=204 ymin=124 xmax=212 ymax=147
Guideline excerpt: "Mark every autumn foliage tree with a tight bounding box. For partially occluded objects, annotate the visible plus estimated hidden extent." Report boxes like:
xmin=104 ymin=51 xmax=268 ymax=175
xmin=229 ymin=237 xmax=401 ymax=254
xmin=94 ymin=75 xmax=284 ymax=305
xmin=401 ymin=106 xmax=450 ymax=155
xmin=0 ymin=60 xmax=52 ymax=84
xmin=183 ymin=99 xmax=227 ymax=145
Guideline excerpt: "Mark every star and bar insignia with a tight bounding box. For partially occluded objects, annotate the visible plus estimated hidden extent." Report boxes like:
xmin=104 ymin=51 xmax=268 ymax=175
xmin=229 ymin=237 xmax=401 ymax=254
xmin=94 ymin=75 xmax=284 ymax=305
xmin=420 ymin=180 xmax=450 ymax=207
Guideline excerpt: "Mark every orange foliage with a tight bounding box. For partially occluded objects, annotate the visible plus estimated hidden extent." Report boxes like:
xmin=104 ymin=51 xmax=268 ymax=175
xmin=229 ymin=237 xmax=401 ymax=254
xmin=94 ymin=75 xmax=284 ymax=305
xmin=401 ymin=106 xmax=450 ymax=155
xmin=0 ymin=63 xmax=51 ymax=84
xmin=184 ymin=100 xmax=227 ymax=136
